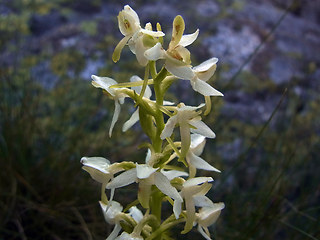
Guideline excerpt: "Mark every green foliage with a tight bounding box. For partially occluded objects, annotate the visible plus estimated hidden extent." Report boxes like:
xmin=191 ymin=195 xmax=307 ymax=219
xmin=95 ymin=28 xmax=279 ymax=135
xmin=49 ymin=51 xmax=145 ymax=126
xmin=0 ymin=62 xmax=140 ymax=239
xmin=80 ymin=20 xmax=98 ymax=36
xmin=50 ymin=50 xmax=85 ymax=77
xmin=0 ymin=13 xmax=30 ymax=48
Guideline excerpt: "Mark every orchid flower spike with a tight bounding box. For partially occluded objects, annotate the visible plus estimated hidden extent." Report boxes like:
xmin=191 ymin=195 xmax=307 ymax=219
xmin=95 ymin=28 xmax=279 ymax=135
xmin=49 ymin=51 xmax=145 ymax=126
xmin=91 ymin=75 xmax=127 ymax=137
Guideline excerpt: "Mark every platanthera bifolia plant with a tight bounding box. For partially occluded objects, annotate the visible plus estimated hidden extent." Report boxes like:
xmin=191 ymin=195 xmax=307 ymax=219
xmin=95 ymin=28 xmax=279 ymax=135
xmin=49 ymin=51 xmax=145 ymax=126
xmin=81 ymin=5 xmax=224 ymax=240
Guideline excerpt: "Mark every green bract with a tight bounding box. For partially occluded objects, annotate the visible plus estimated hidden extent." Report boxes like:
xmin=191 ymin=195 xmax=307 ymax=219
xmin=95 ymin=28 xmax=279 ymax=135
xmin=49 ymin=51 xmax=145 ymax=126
xmin=81 ymin=5 xmax=224 ymax=240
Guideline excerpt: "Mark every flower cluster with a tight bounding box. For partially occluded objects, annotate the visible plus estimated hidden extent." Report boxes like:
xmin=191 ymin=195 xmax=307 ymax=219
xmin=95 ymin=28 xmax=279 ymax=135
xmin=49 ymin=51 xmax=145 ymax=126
xmin=81 ymin=5 xmax=224 ymax=240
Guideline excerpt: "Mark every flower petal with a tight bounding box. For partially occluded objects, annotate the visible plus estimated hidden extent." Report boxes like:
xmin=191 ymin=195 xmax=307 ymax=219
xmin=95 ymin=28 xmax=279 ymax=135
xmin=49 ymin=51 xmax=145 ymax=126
xmin=160 ymin=169 xmax=188 ymax=180
xmin=122 ymin=108 xmax=140 ymax=132
xmin=193 ymin=195 xmax=215 ymax=208
xmin=129 ymin=206 xmax=143 ymax=222
xmin=81 ymin=157 xmax=110 ymax=173
xmin=173 ymin=198 xmax=183 ymax=219
xmin=118 ymin=5 xmax=140 ymax=36
xmin=133 ymin=35 xmax=149 ymax=66
xmin=100 ymin=200 xmax=123 ymax=224
xmin=188 ymin=152 xmax=221 ymax=172
xmin=193 ymin=57 xmax=218 ymax=72
xmin=165 ymin=60 xmax=195 ymax=80
xmin=169 ymin=15 xmax=185 ymax=48
xmin=197 ymin=203 xmax=225 ymax=227
xmin=112 ymin=35 xmax=131 ymax=63
xmin=140 ymin=28 xmax=165 ymax=37
xmin=197 ymin=225 xmax=211 ymax=240
xmin=81 ymin=157 xmax=111 ymax=183
xmin=190 ymin=134 xmax=206 ymax=155
xmin=106 ymin=224 xmax=122 ymax=240
xmin=107 ymin=168 xmax=137 ymax=189
xmin=115 ymin=232 xmax=143 ymax=240
xmin=191 ymin=79 xmax=223 ymax=96
xmin=130 ymin=75 xmax=152 ymax=98
xmin=160 ymin=115 xmax=178 ymax=139
xmin=136 ymin=164 xmax=158 ymax=179
xmin=189 ymin=119 xmax=216 ymax=138
xmin=179 ymin=29 xmax=199 ymax=47
xmin=183 ymin=177 xmax=213 ymax=187
xmin=154 ymin=172 xmax=183 ymax=202
xmin=91 ymin=75 xmax=118 ymax=96
xmin=109 ymin=100 xmax=121 ymax=137
xmin=144 ymin=42 xmax=165 ymax=61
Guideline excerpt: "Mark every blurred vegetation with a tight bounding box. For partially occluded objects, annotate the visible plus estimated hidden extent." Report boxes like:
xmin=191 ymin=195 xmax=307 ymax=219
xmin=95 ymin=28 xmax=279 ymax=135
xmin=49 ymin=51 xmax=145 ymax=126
xmin=0 ymin=0 xmax=319 ymax=239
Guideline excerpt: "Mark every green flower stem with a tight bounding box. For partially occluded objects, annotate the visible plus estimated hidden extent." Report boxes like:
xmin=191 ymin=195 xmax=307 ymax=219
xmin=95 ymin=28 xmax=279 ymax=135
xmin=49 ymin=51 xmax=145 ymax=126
xmin=110 ymin=79 xmax=154 ymax=89
xmin=153 ymin=67 xmax=168 ymax=106
xmin=101 ymin=182 xmax=108 ymax=204
xmin=150 ymin=61 xmax=157 ymax=79
xmin=165 ymin=137 xmax=182 ymax=159
xmin=204 ymin=96 xmax=212 ymax=116
xmin=151 ymin=67 xmax=168 ymax=151
xmin=116 ymin=212 xmax=138 ymax=229
xmin=133 ymin=214 xmax=159 ymax=236
xmin=146 ymin=218 xmax=185 ymax=240
xmin=151 ymin=187 xmax=163 ymax=221
xmin=139 ymin=62 xmax=150 ymax=100
xmin=161 ymin=76 xmax=176 ymax=93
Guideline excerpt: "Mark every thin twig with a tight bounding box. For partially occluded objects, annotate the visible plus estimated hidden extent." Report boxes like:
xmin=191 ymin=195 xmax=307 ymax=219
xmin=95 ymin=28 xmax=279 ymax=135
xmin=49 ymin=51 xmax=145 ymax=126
xmin=280 ymin=220 xmax=319 ymax=240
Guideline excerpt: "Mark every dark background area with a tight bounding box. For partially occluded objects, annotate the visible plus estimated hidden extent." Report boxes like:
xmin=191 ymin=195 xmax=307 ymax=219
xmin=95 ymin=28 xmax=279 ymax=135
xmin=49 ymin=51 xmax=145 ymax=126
xmin=0 ymin=0 xmax=319 ymax=239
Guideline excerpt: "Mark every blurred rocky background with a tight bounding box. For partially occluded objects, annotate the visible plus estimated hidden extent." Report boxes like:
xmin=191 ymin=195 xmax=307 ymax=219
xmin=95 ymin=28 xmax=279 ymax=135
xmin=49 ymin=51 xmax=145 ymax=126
xmin=0 ymin=0 xmax=319 ymax=239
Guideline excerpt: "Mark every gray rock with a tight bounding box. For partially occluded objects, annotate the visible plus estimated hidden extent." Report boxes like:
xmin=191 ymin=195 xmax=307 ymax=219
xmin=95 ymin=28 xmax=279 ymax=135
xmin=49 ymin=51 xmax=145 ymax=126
xmin=203 ymin=25 xmax=261 ymax=78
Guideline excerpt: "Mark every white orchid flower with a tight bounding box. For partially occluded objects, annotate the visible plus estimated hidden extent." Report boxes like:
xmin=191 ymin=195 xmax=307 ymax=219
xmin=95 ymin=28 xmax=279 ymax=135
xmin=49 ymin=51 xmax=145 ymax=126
xmin=81 ymin=156 xmax=117 ymax=203
xmin=128 ymin=206 xmax=144 ymax=223
xmin=128 ymin=22 xmax=165 ymax=66
xmin=81 ymin=157 xmax=112 ymax=184
xmin=99 ymin=201 xmax=124 ymax=240
xmin=144 ymin=15 xmax=198 ymax=79
xmin=91 ymin=75 xmax=128 ymax=137
xmin=190 ymin=58 xmax=224 ymax=96
xmin=180 ymin=177 xmax=214 ymax=233
xmin=144 ymin=15 xmax=223 ymax=96
xmin=160 ymin=103 xmax=215 ymax=158
xmin=100 ymin=201 xmax=146 ymax=240
xmin=106 ymin=163 xmax=183 ymax=217
xmin=187 ymin=134 xmax=221 ymax=178
xmin=196 ymin=202 xmax=225 ymax=240
xmin=113 ymin=5 xmax=164 ymax=65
